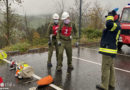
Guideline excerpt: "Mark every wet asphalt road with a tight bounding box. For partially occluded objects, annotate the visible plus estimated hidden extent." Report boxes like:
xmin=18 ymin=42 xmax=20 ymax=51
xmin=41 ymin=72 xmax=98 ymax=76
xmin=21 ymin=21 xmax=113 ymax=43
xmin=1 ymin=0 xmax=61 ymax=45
xmin=0 ymin=45 xmax=130 ymax=90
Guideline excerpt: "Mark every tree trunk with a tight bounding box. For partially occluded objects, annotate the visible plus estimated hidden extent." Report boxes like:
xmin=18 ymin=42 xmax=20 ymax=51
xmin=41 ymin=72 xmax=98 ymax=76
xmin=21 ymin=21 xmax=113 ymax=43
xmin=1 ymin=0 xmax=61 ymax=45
xmin=6 ymin=0 xmax=10 ymax=45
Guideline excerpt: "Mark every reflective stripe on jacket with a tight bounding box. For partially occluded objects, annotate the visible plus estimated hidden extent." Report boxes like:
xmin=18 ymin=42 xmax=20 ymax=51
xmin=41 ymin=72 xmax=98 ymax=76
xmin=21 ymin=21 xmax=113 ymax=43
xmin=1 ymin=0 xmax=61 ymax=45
xmin=99 ymin=15 xmax=121 ymax=57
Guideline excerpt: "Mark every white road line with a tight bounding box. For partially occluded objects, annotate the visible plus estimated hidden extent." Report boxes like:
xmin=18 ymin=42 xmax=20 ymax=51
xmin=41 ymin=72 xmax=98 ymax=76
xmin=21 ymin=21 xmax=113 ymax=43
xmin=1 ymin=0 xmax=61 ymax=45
xmin=3 ymin=59 xmax=63 ymax=90
xmin=72 ymin=57 xmax=101 ymax=66
xmin=81 ymin=47 xmax=130 ymax=57
xmin=0 ymin=88 xmax=9 ymax=89
xmin=32 ymin=74 xmax=42 ymax=80
xmin=32 ymin=74 xmax=63 ymax=90
xmin=49 ymin=84 xmax=63 ymax=90
xmin=72 ymin=56 xmax=130 ymax=74
xmin=3 ymin=59 xmax=11 ymax=64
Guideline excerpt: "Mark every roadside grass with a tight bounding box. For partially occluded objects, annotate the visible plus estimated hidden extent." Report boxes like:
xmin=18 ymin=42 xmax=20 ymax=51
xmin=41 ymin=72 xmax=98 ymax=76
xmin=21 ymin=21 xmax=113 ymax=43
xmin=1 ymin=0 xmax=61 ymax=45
xmin=2 ymin=28 xmax=102 ymax=52
xmin=3 ymin=38 xmax=48 ymax=52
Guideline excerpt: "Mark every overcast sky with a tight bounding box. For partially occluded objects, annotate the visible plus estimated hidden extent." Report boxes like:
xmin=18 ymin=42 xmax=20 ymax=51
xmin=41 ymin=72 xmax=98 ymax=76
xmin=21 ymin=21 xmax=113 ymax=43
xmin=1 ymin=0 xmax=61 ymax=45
xmin=12 ymin=0 xmax=130 ymax=16
xmin=13 ymin=0 xmax=73 ymax=15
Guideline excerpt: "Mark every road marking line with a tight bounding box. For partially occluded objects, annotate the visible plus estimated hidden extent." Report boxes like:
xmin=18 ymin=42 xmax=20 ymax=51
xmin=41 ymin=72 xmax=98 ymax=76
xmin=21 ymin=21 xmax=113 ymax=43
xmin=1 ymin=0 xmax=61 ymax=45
xmin=80 ymin=47 xmax=130 ymax=57
xmin=3 ymin=59 xmax=63 ymax=90
xmin=55 ymin=49 xmax=130 ymax=74
xmin=0 ymin=88 xmax=9 ymax=89
xmin=32 ymin=74 xmax=63 ymax=90
xmin=72 ymin=56 xmax=130 ymax=74
xmin=3 ymin=59 xmax=11 ymax=64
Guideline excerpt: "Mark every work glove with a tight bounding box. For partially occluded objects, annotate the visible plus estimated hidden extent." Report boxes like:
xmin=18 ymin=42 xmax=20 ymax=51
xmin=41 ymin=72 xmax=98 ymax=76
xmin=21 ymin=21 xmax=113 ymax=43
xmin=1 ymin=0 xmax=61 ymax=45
xmin=49 ymin=34 xmax=54 ymax=41
xmin=50 ymin=34 xmax=54 ymax=38
xmin=48 ymin=41 xmax=51 ymax=46
xmin=70 ymin=36 xmax=72 ymax=40
xmin=75 ymin=42 xmax=79 ymax=47
xmin=58 ymin=41 xmax=61 ymax=46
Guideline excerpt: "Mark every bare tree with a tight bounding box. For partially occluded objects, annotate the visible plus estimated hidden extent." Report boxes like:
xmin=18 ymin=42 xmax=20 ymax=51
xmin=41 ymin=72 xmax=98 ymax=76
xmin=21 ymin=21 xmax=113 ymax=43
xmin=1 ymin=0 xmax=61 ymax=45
xmin=52 ymin=0 xmax=106 ymax=30
xmin=87 ymin=1 xmax=106 ymax=29
xmin=24 ymin=13 xmax=31 ymax=41
xmin=70 ymin=0 xmax=106 ymax=29
xmin=53 ymin=0 xmax=66 ymax=16
xmin=0 ymin=0 xmax=22 ymax=45
xmin=69 ymin=0 xmax=91 ymax=27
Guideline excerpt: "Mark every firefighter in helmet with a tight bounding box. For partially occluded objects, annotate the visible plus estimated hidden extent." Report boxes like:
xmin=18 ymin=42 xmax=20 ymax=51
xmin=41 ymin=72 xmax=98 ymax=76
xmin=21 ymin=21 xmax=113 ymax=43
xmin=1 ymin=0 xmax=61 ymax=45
xmin=47 ymin=13 xmax=59 ymax=67
xmin=56 ymin=11 xmax=78 ymax=71
xmin=96 ymin=8 xmax=121 ymax=90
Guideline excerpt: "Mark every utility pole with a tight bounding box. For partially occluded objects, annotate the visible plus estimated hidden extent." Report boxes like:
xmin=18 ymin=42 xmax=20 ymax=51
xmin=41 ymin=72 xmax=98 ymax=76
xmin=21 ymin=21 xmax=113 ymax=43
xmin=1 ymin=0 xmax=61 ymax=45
xmin=78 ymin=0 xmax=82 ymax=54
xmin=79 ymin=0 xmax=82 ymax=42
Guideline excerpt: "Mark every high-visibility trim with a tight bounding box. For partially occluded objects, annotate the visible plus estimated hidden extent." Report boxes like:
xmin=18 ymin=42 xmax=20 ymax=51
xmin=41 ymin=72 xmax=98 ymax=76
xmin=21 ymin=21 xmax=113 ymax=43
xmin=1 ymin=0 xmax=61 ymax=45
xmin=23 ymin=64 xmax=29 ymax=67
xmin=111 ymin=23 xmax=117 ymax=31
xmin=106 ymin=16 xmax=114 ymax=21
xmin=99 ymin=48 xmax=117 ymax=54
xmin=116 ymin=30 xmax=121 ymax=45
xmin=0 ymin=51 xmax=7 ymax=60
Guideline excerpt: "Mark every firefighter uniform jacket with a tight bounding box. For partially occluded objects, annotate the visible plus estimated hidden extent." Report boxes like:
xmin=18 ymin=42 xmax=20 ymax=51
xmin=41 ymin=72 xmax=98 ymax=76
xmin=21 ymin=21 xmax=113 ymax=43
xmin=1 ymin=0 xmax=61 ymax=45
xmin=99 ymin=16 xmax=121 ymax=57
xmin=56 ymin=22 xmax=78 ymax=41
xmin=47 ymin=22 xmax=59 ymax=40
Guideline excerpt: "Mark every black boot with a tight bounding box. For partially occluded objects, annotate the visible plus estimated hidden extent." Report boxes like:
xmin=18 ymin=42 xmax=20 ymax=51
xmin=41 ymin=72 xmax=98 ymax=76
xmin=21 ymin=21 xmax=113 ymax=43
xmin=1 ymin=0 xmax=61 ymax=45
xmin=68 ymin=64 xmax=74 ymax=70
xmin=96 ymin=84 xmax=105 ymax=90
xmin=47 ymin=62 xmax=52 ymax=67
xmin=56 ymin=66 xmax=62 ymax=71
xmin=109 ymin=85 xmax=115 ymax=90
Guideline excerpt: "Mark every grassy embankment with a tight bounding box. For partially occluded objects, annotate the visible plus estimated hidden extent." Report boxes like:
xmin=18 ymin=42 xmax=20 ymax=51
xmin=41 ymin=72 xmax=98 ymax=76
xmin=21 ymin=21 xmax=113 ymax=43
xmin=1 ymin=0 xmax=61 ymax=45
xmin=2 ymin=28 xmax=102 ymax=52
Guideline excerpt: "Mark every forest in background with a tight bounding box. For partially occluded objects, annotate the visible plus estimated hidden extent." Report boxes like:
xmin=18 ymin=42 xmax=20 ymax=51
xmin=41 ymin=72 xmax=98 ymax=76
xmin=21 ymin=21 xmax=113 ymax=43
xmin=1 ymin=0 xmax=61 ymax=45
xmin=0 ymin=0 xmax=108 ymax=52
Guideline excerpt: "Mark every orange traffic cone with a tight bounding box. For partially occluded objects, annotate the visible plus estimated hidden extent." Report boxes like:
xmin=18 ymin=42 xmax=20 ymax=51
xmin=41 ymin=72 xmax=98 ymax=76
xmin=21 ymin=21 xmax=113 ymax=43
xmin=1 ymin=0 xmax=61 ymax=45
xmin=37 ymin=75 xmax=53 ymax=86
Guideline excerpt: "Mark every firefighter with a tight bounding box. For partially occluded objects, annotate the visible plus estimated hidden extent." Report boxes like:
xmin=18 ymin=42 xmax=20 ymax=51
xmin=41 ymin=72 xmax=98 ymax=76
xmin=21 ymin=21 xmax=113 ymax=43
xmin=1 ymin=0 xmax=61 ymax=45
xmin=96 ymin=9 xmax=121 ymax=90
xmin=47 ymin=13 xmax=59 ymax=67
xmin=56 ymin=11 xmax=78 ymax=71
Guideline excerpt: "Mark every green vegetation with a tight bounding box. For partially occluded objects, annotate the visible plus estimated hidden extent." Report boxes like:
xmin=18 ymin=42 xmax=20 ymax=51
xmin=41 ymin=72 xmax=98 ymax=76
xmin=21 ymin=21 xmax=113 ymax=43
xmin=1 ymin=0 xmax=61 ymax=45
xmin=3 ymin=42 xmax=31 ymax=52
xmin=3 ymin=39 xmax=48 ymax=52
xmin=2 ymin=28 xmax=102 ymax=52
xmin=80 ymin=28 xmax=102 ymax=44
xmin=0 ymin=0 xmax=104 ymax=52
xmin=3 ymin=33 xmax=48 ymax=52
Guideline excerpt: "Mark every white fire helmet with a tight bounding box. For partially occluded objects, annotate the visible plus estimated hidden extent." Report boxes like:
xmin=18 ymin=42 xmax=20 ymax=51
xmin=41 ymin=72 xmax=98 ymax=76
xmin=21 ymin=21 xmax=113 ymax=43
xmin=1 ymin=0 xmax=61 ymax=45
xmin=61 ymin=11 xmax=70 ymax=20
xmin=52 ymin=13 xmax=59 ymax=19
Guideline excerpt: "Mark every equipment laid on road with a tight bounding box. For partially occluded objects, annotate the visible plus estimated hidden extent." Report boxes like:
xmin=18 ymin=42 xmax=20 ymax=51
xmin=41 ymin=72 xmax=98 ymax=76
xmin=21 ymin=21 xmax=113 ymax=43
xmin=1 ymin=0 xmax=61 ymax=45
xmin=0 ymin=50 xmax=62 ymax=90
xmin=0 ymin=77 xmax=4 ymax=88
xmin=0 ymin=50 xmax=35 ymax=79
xmin=15 ymin=62 xmax=34 ymax=79
xmin=37 ymin=75 xmax=53 ymax=86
